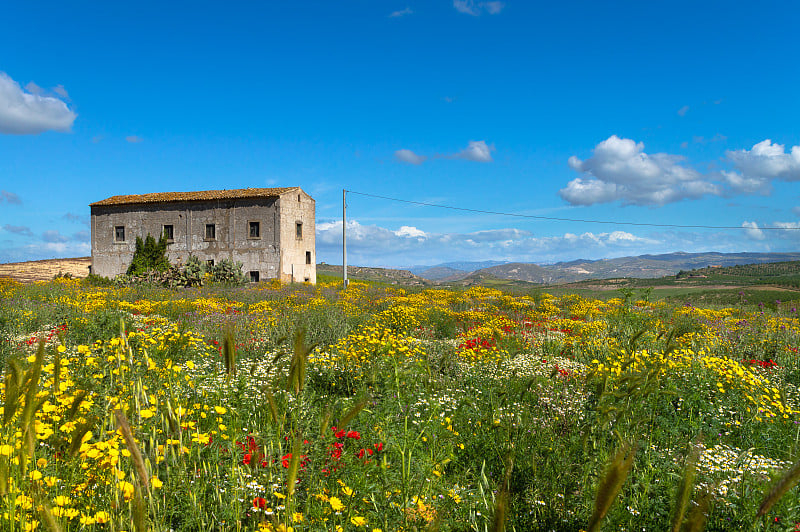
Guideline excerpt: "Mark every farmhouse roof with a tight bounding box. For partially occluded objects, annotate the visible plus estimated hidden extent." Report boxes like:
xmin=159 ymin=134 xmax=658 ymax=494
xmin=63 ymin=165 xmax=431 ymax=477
xmin=90 ymin=187 xmax=301 ymax=207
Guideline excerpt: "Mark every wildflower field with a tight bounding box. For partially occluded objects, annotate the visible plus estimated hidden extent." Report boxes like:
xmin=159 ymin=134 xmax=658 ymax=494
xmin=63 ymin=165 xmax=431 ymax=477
xmin=2 ymin=276 xmax=800 ymax=531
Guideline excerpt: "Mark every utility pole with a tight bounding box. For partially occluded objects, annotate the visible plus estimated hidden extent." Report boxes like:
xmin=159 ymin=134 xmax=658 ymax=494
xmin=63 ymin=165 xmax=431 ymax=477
xmin=342 ymin=189 xmax=348 ymax=289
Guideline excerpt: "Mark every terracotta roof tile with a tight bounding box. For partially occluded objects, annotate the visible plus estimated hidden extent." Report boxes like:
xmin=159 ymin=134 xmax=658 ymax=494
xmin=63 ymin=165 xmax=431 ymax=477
xmin=90 ymin=187 xmax=300 ymax=207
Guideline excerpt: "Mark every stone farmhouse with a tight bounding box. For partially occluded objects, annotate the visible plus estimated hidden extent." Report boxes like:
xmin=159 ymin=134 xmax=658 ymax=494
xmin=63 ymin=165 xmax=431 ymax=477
xmin=90 ymin=187 xmax=316 ymax=283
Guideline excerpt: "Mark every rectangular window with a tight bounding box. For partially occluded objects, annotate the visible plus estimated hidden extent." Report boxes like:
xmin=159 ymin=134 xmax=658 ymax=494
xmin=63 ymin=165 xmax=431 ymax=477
xmin=205 ymin=223 xmax=216 ymax=240
xmin=296 ymin=222 xmax=303 ymax=239
xmin=249 ymin=271 xmax=260 ymax=283
xmin=114 ymin=226 xmax=125 ymax=242
xmin=306 ymin=251 xmax=312 ymax=265
xmin=163 ymin=224 xmax=174 ymax=241
xmin=249 ymin=221 xmax=260 ymax=239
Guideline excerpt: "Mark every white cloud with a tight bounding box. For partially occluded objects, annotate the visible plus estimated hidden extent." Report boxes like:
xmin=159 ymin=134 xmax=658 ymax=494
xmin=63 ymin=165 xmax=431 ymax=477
xmin=454 ymin=140 xmax=493 ymax=162
xmin=742 ymin=221 xmax=765 ymax=240
xmin=774 ymin=221 xmax=800 ymax=230
xmin=1 ymin=190 xmax=22 ymax=205
xmin=726 ymin=139 xmax=800 ymax=182
xmin=126 ymin=135 xmax=144 ymax=143
xmin=453 ymin=0 xmax=504 ymax=15
xmin=395 ymin=141 xmax=494 ymax=164
xmin=720 ymin=170 xmax=770 ymax=195
xmin=394 ymin=149 xmax=427 ymax=165
xmin=24 ymin=81 xmax=42 ymax=95
xmin=53 ymin=85 xmax=69 ymax=99
xmin=395 ymin=226 xmax=427 ymax=238
xmin=62 ymin=213 xmax=89 ymax=225
xmin=389 ymin=7 xmax=413 ymax=17
xmin=677 ymin=105 xmax=689 ymax=116
xmin=2 ymin=224 xmax=33 ymax=237
xmin=0 ymin=72 xmax=76 ymax=134
xmin=316 ymin=219 xmax=663 ymax=267
xmin=561 ymin=135 xmax=721 ymax=206
xmin=483 ymin=1 xmax=505 ymax=14
xmin=42 ymin=230 xmax=70 ymax=243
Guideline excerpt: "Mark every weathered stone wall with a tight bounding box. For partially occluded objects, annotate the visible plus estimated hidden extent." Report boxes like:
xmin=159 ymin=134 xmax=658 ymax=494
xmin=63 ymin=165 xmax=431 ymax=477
xmin=278 ymin=190 xmax=316 ymax=283
xmin=91 ymin=197 xmax=284 ymax=280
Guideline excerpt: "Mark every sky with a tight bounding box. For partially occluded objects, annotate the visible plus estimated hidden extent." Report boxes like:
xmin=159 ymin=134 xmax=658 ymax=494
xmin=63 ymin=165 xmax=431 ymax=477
xmin=1 ymin=1 xmax=799 ymax=268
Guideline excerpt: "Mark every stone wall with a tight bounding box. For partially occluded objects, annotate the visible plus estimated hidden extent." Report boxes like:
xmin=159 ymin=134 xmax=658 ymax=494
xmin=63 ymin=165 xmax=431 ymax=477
xmin=91 ymin=192 xmax=314 ymax=282
xmin=278 ymin=190 xmax=316 ymax=283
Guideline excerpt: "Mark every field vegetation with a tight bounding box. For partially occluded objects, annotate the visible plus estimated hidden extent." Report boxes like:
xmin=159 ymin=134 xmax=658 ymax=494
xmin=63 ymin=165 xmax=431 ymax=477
xmin=1 ymin=275 xmax=800 ymax=530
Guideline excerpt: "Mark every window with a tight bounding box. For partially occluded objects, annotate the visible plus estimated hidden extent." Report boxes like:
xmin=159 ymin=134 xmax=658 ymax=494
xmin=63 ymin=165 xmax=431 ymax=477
xmin=163 ymin=224 xmax=174 ymax=241
xmin=296 ymin=222 xmax=303 ymax=239
xmin=306 ymin=251 xmax=312 ymax=265
xmin=205 ymin=223 xmax=216 ymax=240
xmin=206 ymin=259 xmax=214 ymax=267
xmin=249 ymin=221 xmax=260 ymax=239
xmin=249 ymin=271 xmax=260 ymax=283
xmin=114 ymin=226 xmax=125 ymax=242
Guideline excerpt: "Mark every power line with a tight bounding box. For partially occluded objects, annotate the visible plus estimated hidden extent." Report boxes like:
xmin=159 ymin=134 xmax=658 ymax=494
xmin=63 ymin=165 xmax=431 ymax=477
xmin=345 ymin=189 xmax=799 ymax=231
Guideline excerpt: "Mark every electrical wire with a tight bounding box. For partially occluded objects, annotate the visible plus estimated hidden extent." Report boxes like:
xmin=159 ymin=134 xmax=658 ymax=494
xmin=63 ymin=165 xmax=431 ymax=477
xmin=345 ymin=189 xmax=799 ymax=231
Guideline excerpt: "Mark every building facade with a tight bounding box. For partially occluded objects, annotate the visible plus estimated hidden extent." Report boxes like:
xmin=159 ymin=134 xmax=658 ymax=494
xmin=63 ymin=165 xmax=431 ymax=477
xmin=90 ymin=187 xmax=316 ymax=283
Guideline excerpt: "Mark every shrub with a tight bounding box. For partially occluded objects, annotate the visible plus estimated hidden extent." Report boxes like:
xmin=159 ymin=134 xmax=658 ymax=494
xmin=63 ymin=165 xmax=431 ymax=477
xmin=209 ymin=258 xmax=247 ymax=285
xmin=127 ymin=233 xmax=170 ymax=275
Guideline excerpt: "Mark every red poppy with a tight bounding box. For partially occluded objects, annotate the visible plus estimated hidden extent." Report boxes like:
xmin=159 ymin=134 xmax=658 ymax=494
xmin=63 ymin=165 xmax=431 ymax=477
xmin=253 ymin=497 xmax=267 ymax=509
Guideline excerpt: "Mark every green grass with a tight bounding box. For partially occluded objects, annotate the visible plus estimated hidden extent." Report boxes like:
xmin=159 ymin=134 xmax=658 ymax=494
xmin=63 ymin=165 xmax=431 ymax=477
xmin=2 ymin=276 xmax=800 ymax=530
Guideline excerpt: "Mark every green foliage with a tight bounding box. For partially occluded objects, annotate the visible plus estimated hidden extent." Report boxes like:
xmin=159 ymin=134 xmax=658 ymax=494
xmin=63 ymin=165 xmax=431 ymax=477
xmin=208 ymin=258 xmax=247 ymax=285
xmin=126 ymin=233 xmax=170 ymax=276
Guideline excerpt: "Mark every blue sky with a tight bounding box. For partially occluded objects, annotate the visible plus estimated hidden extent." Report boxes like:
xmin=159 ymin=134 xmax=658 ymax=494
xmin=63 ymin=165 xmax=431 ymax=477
xmin=1 ymin=1 xmax=799 ymax=268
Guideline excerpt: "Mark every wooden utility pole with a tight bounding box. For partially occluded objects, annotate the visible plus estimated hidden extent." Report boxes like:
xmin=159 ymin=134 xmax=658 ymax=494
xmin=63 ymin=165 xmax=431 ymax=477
xmin=343 ymin=189 xmax=348 ymax=288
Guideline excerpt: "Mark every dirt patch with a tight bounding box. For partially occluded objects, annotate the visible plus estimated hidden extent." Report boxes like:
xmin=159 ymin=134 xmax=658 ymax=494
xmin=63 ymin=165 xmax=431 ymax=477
xmin=0 ymin=257 xmax=92 ymax=283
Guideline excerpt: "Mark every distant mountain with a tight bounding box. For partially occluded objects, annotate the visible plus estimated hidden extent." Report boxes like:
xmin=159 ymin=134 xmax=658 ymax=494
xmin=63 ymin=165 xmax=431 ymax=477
xmin=323 ymin=252 xmax=800 ymax=288
xmin=317 ymin=263 xmax=430 ymax=286
xmin=413 ymin=266 xmax=472 ymax=281
xmin=476 ymin=262 xmax=557 ymax=283
xmin=411 ymin=260 xmax=508 ymax=278
xmin=472 ymin=252 xmax=800 ymax=284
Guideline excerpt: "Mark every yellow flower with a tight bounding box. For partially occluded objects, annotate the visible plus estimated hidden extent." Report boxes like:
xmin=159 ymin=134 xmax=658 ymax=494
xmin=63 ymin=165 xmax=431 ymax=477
xmin=29 ymin=470 xmax=42 ymax=481
xmin=118 ymin=480 xmax=135 ymax=500
xmin=0 ymin=445 xmax=14 ymax=456
xmin=351 ymin=516 xmax=368 ymax=527
xmin=329 ymin=496 xmax=345 ymax=512
xmin=214 ymin=406 xmax=227 ymax=415
xmin=94 ymin=511 xmax=110 ymax=523
xmin=53 ymin=495 xmax=71 ymax=506
xmin=151 ymin=477 xmax=163 ymax=489
xmin=140 ymin=409 xmax=156 ymax=419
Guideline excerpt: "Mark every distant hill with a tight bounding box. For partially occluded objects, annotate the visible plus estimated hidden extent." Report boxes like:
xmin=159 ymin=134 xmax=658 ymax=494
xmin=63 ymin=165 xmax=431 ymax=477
xmin=411 ymin=260 xmax=507 ymax=278
xmin=0 ymin=257 xmax=92 ymax=283
xmin=413 ymin=266 xmax=471 ymax=281
xmin=317 ymin=263 xmax=430 ymax=286
xmin=451 ymin=252 xmax=800 ymax=285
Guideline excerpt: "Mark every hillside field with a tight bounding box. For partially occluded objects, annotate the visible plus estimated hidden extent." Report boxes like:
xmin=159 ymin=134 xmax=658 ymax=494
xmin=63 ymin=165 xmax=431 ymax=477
xmin=2 ymin=275 xmax=800 ymax=530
